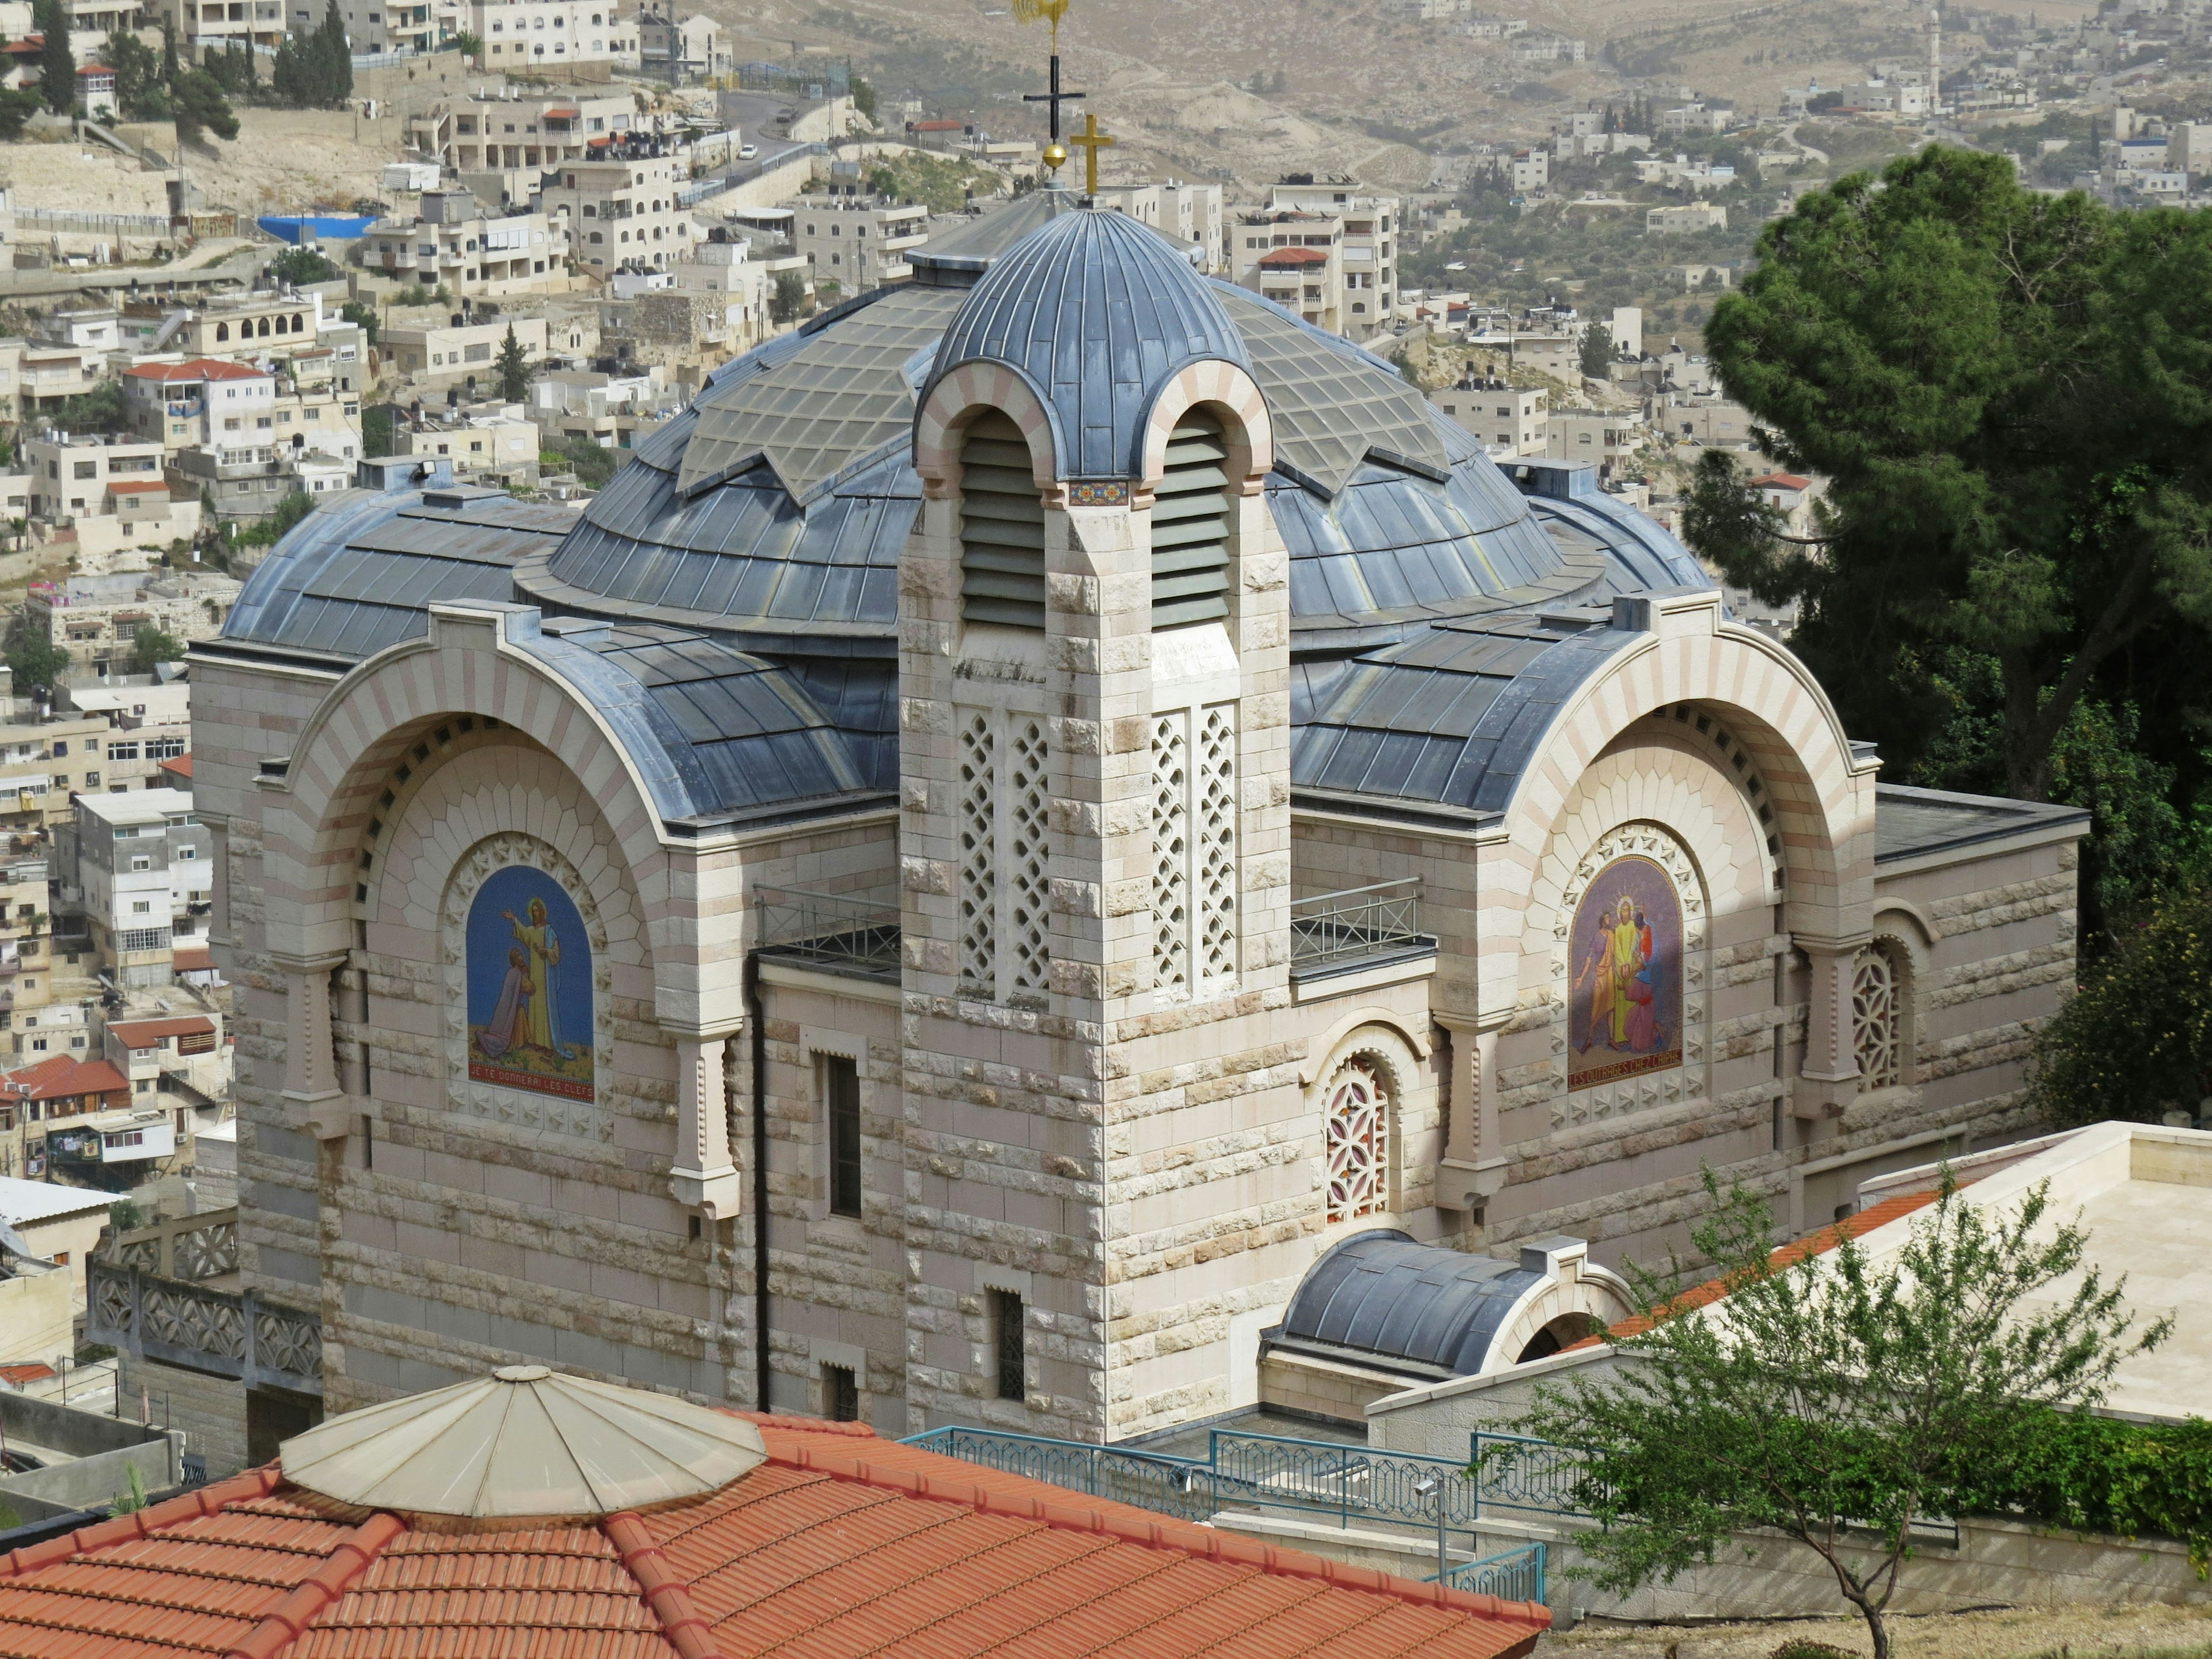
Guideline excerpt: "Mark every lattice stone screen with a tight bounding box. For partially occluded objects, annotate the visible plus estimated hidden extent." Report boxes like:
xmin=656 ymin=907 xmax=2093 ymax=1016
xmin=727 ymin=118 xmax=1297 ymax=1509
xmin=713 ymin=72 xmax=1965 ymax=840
xmin=958 ymin=712 xmax=997 ymax=996
xmin=1152 ymin=714 xmax=1191 ymax=998
xmin=956 ymin=707 xmax=1050 ymax=1003
xmin=1852 ymin=944 xmax=1901 ymax=1090
xmin=1323 ymin=1057 xmax=1390 ymax=1223
xmin=1151 ymin=702 xmax=1238 ymax=1002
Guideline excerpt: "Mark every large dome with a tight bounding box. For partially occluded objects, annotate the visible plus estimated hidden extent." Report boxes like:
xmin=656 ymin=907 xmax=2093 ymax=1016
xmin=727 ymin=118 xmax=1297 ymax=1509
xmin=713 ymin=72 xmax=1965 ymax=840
xmin=511 ymin=199 xmax=1704 ymax=657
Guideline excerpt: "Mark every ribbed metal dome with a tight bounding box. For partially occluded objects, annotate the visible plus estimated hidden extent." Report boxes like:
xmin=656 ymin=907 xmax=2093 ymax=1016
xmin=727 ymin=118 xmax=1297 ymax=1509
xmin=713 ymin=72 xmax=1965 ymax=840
xmin=926 ymin=207 xmax=1250 ymax=479
xmin=279 ymin=1365 xmax=768 ymax=1518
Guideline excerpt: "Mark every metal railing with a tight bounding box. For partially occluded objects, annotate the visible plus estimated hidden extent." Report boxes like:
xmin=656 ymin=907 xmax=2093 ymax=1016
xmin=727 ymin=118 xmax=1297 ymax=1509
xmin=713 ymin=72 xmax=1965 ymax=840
xmin=1442 ymin=1540 xmax=1547 ymax=1602
xmin=902 ymin=1426 xmax=1216 ymax=1522
xmin=1470 ymin=1429 xmax=1601 ymax=1519
xmin=754 ymin=885 xmax=900 ymax=981
xmin=906 ymin=1423 xmax=1555 ymax=1604
xmin=17 ymin=207 xmax=172 ymax=236
xmin=1289 ymin=877 xmax=1429 ymax=968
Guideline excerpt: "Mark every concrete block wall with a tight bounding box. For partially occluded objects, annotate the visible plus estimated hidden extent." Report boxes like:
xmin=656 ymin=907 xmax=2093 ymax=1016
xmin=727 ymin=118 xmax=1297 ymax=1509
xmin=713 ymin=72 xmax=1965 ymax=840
xmin=118 ymin=1353 xmax=247 ymax=1481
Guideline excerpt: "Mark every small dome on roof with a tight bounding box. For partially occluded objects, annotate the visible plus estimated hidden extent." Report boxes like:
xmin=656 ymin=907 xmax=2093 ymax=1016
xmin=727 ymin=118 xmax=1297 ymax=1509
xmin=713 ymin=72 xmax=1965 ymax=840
xmin=927 ymin=207 xmax=1249 ymax=480
xmin=279 ymin=1364 xmax=768 ymax=1518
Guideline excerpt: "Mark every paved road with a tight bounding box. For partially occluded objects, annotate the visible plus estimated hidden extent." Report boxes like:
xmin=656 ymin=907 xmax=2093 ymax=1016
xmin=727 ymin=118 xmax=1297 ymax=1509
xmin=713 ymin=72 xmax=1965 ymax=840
xmin=0 ymin=243 xmax=267 ymax=300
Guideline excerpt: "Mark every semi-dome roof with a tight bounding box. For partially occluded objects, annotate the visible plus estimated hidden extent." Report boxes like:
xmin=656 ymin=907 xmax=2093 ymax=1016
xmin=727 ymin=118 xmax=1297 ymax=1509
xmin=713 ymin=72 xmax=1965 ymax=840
xmin=1270 ymin=1229 xmax=1546 ymax=1380
xmin=279 ymin=1363 xmax=768 ymax=1518
xmin=925 ymin=207 xmax=1250 ymax=479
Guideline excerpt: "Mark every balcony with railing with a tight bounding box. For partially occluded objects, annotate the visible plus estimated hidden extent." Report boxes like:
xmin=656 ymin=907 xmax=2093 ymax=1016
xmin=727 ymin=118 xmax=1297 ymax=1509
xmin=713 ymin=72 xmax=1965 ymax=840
xmin=753 ymin=885 xmax=900 ymax=984
xmin=85 ymin=1207 xmax=323 ymax=1397
xmin=1289 ymin=877 xmax=1433 ymax=981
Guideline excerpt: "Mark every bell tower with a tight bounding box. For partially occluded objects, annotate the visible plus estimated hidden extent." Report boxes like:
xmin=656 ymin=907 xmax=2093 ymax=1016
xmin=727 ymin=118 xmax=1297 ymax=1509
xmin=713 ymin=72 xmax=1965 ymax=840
xmin=900 ymin=209 xmax=1291 ymax=1441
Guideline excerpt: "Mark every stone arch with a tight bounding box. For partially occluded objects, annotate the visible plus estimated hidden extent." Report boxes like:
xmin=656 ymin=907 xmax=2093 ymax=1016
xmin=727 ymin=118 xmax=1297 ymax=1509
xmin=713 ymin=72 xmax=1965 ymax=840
xmin=1135 ymin=360 xmax=1274 ymax=502
xmin=913 ymin=361 xmax=1063 ymax=500
xmin=265 ymin=607 xmax=676 ymax=981
xmin=1306 ymin=1019 xmax=1432 ymax=1229
xmin=1491 ymin=597 xmax=1876 ymax=960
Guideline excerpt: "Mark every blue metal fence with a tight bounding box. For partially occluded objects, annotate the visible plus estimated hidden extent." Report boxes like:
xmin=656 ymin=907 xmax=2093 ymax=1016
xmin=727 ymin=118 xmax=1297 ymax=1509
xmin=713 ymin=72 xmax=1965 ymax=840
xmin=1442 ymin=1540 xmax=1547 ymax=1603
xmin=1469 ymin=1429 xmax=1600 ymax=1519
xmin=904 ymin=1423 xmax=1560 ymax=1605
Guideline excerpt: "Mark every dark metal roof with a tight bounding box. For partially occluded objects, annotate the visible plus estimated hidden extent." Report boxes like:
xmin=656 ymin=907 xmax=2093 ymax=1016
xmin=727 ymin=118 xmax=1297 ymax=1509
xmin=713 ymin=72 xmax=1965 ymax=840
xmin=221 ymin=484 xmax=576 ymax=663
xmin=907 ymin=186 xmax=1085 ymax=285
xmin=1270 ymin=1230 xmax=1544 ymax=1380
xmin=926 ymin=208 xmax=1251 ymax=480
xmin=515 ymin=616 xmax=884 ymax=820
xmin=1874 ymin=783 xmax=2089 ymax=863
xmin=1291 ymin=610 xmax=1641 ymax=812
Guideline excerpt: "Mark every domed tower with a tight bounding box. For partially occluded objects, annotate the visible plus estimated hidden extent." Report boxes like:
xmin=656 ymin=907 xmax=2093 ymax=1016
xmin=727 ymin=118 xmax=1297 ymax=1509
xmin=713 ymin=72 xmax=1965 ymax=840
xmin=902 ymin=209 xmax=1285 ymax=1439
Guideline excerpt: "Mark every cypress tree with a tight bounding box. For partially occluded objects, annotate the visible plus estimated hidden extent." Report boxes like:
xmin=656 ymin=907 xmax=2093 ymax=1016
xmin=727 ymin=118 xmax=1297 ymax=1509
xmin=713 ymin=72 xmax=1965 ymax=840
xmin=34 ymin=0 xmax=73 ymax=115
xmin=319 ymin=0 xmax=350 ymax=105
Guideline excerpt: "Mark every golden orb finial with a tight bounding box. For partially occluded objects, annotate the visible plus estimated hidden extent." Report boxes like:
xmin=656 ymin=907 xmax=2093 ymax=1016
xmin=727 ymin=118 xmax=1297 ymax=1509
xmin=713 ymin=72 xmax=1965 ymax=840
xmin=1043 ymin=142 xmax=1069 ymax=171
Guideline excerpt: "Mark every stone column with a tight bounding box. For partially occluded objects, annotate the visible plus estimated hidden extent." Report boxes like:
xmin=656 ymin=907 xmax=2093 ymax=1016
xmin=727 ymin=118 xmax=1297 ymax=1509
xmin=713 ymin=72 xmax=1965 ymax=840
xmin=669 ymin=1028 xmax=743 ymax=1219
xmin=1792 ymin=933 xmax=1866 ymax=1120
xmin=1434 ymin=1011 xmax=1510 ymax=1214
xmin=272 ymin=950 xmax=350 ymax=1140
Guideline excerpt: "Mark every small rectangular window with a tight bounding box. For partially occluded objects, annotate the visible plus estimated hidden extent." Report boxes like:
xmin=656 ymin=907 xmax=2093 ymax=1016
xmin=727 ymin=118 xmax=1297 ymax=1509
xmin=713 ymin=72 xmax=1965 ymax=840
xmin=990 ymin=1289 xmax=1024 ymax=1403
xmin=823 ymin=1362 xmax=858 ymax=1423
xmin=824 ymin=1054 xmax=861 ymax=1218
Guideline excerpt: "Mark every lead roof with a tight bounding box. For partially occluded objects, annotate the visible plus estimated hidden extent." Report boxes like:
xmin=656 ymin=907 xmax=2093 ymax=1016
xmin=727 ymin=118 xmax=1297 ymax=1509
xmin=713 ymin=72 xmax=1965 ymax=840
xmin=1270 ymin=1229 xmax=1544 ymax=1380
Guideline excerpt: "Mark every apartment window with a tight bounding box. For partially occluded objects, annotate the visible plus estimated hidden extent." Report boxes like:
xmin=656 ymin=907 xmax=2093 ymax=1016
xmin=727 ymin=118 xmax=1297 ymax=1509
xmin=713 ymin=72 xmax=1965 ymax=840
xmin=990 ymin=1289 xmax=1024 ymax=1402
xmin=51 ymin=743 xmax=66 ymax=757
xmin=132 ymin=856 xmax=149 ymax=870
xmin=823 ymin=1054 xmax=861 ymax=1218
xmin=822 ymin=1363 xmax=858 ymax=1423
xmin=132 ymin=900 xmax=152 ymax=914
xmin=73 ymin=461 xmax=94 ymax=479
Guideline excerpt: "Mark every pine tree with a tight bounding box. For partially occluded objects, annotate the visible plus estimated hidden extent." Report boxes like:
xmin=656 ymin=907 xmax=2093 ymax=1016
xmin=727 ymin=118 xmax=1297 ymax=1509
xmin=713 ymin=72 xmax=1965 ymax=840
xmin=33 ymin=0 xmax=74 ymax=115
xmin=494 ymin=323 xmax=531 ymax=402
xmin=319 ymin=0 xmax=350 ymax=105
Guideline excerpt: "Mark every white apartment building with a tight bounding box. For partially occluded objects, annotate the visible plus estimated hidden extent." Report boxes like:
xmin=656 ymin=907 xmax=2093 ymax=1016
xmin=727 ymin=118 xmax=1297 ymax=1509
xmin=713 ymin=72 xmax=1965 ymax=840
xmin=1646 ymin=203 xmax=1729 ymax=234
xmin=545 ymin=154 xmax=698 ymax=273
xmin=788 ymin=195 xmax=929 ymax=294
xmin=334 ymin=0 xmax=433 ymax=52
xmin=364 ymin=191 xmax=570 ymax=298
xmin=392 ymin=402 xmax=541 ymax=480
xmin=1546 ymin=406 xmax=1646 ymax=475
xmin=636 ymin=6 xmax=728 ymax=81
xmin=64 ymin=685 xmax=191 ymax=794
xmin=22 ymin=433 xmax=199 ymax=556
xmin=1431 ymin=380 xmax=1546 ymax=456
xmin=1092 ymin=181 xmax=1225 ymax=272
xmin=1267 ymin=177 xmax=1397 ymax=338
xmin=381 ymin=316 xmax=552 ymax=381
xmin=170 ymin=0 xmax=284 ymax=53
xmin=62 ymin=789 xmax=208 ymax=990
xmin=1237 ymin=216 xmax=1343 ymax=335
xmin=672 ymin=232 xmax=791 ymax=353
xmin=408 ymin=91 xmax=636 ymax=173
xmin=469 ymin=0 xmax=635 ymax=66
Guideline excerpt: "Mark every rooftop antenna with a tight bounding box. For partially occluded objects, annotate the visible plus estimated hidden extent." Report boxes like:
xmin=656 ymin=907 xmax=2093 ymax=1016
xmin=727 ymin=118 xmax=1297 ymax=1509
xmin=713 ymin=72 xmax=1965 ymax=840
xmin=1015 ymin=0 xmax=1080 ymax=181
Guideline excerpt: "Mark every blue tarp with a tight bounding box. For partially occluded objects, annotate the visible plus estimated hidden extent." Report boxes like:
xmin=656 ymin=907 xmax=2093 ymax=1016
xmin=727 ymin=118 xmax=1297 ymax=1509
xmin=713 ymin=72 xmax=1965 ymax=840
xmin=256 ymin=215 xmax=377 ymax=245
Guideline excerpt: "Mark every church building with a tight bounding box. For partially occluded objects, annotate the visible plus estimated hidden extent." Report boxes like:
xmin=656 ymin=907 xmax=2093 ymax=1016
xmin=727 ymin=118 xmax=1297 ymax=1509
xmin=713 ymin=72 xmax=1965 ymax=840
xmin=192 ymin=191 xmax=2085 ymax=1448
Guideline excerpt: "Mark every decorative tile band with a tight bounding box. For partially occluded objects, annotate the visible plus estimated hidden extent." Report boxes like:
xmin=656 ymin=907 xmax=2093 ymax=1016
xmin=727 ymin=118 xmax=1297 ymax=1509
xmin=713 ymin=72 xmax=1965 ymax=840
xmin=1066 ymin=480 xmax=1129 ymax=506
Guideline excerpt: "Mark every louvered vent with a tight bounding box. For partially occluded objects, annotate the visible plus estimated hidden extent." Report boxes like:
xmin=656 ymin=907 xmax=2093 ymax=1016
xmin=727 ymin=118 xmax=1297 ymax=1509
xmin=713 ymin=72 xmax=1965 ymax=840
xmin=959 ymin=410 xmax=1046 ymax=629
xmin=1151 ymin=410 xmax=1232 ymax=629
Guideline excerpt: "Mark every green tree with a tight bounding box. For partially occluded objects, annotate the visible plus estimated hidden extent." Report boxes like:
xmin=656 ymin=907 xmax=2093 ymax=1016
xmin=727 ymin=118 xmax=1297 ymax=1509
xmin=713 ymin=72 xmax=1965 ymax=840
xmin=33 ymin=0 xmax=73 ymax=113
xmin=1693 ymin=147 xmax=2212 ymax=807
xmin=1577 ymin=317 xmax=1612 ymax=377
xmin=159 ymin=14 xmax=179 ymax=85
xmin=51 ymin=380 xmax=124 ymax=433
xmin=171 ymin=67 xmax=238 ymax=145
xmin=318 ymin=0 xmax=351 ymax=103
xmin=362 ymin=403 xmax=395 ymax=457
xmin=0 ymin=86 xmax=44 ymax=140
xmin=494 ymin=322 xmax=531 ymax=402
xmin=446 ymin=28 xmax=480 ymax=55
xmin=107 ymin=1198 xmax=145 ymax=1233
xmin=769 ymin=268 xmax=810 ymax=325
xmin=6 ymin=624 xmax=70 ymax=699
xmin=1506 ymin=1169 xmax=2166 ymax=1659
xmin=340 ymin=298 xmax=380 ymax=344
xmin=130 ymin=622 xmax=184 ymax=673
xmin=850 ymin=73 xmax=876 ymax=123
xmin=103 ymin=28 xmax=162 ymax=119
xmin=270 ymin=244 xmax=340 ymax=285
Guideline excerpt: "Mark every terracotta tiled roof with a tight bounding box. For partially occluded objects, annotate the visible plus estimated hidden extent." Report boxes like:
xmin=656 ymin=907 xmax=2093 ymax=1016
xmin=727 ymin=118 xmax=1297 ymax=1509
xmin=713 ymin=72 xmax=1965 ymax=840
xmin=172 ymin=945 xmax=215 ymax=974
xmin=1562 ymin=1188 xmax=1949 ymax=1352
xmin=107 ymin=1016 xmax=216 ymax=1048
xmin=0 ymin=1416 xmax=1550 ymax=1659
xmin=159 ymin=754 xmax=193 ymax=782
xmin=1259 ymin=246 xmax=1330 ymax=268
xmin=1 ymin=1055 xmax=130 ymax=1101
xmin=123 ymin=358 xmax=269 ymax=383
xmin=1748 ymin=472 xmax=1812 ymax=491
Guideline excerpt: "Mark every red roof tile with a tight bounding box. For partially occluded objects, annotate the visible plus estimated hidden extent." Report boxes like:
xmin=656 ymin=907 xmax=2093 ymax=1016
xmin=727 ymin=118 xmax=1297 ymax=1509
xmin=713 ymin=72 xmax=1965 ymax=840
xmin=159 ymin=755 xmax=193 ymax=781
xmin=1562 ymin=1187 xmax=1950 ymax=1352
xmin=172 ymin=945 xmax=216 ymax=974
xmin=123 ymin=358 xmax=270 ymax=383
xmin=1259 ymin=246 xmax=1330 ymax=267
xmin=0 ymin=1418 xmax=1547 ymax=1659
xmin=2 ymin=1055 xmax=130 ymax=1101
xmin=107 ymin=1016 xmax=216 ymax=1047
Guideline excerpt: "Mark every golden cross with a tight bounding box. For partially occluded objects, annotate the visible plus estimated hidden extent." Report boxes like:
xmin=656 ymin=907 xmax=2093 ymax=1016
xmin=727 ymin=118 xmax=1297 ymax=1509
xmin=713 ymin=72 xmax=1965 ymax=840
xmin=1069 ymin=111 xmax=1116 ymax=196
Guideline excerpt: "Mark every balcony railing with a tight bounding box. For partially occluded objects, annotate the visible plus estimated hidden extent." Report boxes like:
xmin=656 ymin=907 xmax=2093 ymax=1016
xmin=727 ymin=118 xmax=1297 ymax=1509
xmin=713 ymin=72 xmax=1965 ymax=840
xmin=754 ymin=885 xmax=900 ymax=983
xmin=87 ymin=1263 xmax=321 ymax=1396
xmin=1289 ymin=877 xmax=1430 ymax=970
xmin=903 ymin=1424 xmax=1551 ymax=1605
xmin=95 ymin=1207 xmax=238 ymax=1281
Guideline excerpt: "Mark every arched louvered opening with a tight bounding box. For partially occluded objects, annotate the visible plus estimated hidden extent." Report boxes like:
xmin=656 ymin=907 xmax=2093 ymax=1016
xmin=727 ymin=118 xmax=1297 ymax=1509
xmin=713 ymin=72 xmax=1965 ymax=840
xmin=1152 ymin=409 xmax=1232 ymax=630
xmin=959 ymin=410 xmax=1046 ymax=629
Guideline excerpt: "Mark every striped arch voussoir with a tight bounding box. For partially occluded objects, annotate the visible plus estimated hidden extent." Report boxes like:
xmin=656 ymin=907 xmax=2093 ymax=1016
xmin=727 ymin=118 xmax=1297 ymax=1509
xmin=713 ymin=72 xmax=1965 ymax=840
xmin=914 ymin=362 xmax=1060 ymax=495
xmin=1139 ymin=361 xmax=1272 ymax=495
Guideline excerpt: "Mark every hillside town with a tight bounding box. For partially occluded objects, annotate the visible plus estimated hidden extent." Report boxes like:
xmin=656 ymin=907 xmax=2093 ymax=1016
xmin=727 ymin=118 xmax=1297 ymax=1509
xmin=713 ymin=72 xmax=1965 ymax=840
xmin=0 ymin=0 xmax=2210 ymax=1655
